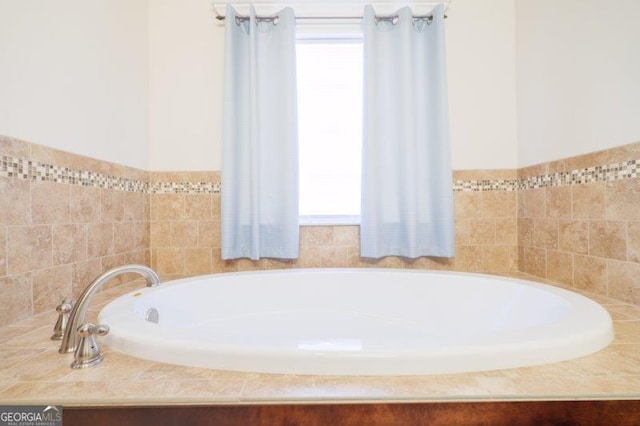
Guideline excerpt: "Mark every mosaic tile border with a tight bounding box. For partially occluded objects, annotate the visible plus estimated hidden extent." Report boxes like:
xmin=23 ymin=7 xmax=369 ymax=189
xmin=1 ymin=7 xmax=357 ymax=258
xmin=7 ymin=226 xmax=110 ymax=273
xmin=519 ymin=159 xmax=640 ymax=190
xmin=0 ymin=154 xmax=224 ymax=194
xmin=0 ymin=155 xmax=147 ymax=192
xmin=452 ymin=179 xmax=518 ymax=192
xmin=2 ymin=154 xmax=639 ymax=194
xmin=148 ymin=181 xmax=222 ymax=194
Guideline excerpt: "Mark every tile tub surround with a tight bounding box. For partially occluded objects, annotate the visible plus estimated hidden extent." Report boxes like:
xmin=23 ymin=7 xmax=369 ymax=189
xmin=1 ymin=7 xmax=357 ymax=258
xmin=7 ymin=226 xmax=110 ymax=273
xmin=0 ymin=136 xmax=151 ymax=327
xmin=150 ymin=168 xmax=519 ymax=282
xmin=4 ymin=134 xmax=640 ymax=328
xmin=518 ymin=141 xmax=640 ymax=305
xmin=0 ymin=274 xmax=640 ymax=407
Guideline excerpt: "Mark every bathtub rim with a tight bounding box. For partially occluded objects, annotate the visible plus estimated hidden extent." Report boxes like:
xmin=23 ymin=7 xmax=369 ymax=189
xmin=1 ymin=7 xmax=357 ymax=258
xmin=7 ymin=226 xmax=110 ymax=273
xmin=98 ymin=268 xmax=614 ymax=376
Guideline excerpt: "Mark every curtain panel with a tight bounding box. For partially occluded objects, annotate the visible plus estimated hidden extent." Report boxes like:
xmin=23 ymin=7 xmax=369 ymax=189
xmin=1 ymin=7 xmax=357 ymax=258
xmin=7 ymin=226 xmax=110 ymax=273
xmin=360 ymin=4 xmax=454 ymax=259
xmin=221 ymin=5 xmax=299 ymax=260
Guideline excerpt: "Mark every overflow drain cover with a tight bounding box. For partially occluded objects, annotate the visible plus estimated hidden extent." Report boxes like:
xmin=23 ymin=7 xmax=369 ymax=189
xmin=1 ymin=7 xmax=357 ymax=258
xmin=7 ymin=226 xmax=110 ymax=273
xmin=145 ymin=308 xmax=159 ymax=324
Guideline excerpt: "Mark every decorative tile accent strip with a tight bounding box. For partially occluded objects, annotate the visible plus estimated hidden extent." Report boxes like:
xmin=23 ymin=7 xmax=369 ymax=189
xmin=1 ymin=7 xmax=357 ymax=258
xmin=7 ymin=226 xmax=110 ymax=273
xmin=453 ymin=179 xmax=519 ymax=192
xmin=519 ymin=159 xmax=640 ymax=190
xmin=1 ymin=155 xmax=147 ymax=192
xmin=2 ymin=154 xmax=639 ymax=194
xmin=148 ymin=181 xmax=222 ymax=194
xmin=0 ymin=154 xmax=222 ymax=194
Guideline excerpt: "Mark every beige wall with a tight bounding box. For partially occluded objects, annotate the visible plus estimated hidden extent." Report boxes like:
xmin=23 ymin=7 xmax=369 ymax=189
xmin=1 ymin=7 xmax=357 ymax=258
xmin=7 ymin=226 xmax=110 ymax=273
xmin=148 ymin=0 xmax=222 ymax=172
xmin=0 ymin=0 xmax=519 ymax=171
xmin=147 ymin=0 xmax=519 ymax=171
xmin=515 ymin=0 xmax=640 ymax=167
xmin=446 ymin=0 xmax=518 ymax=171
xmin=4 ymin=0 xmax=638 ymax=172
xmin=0 ymin=0 xmax=150 ymax=169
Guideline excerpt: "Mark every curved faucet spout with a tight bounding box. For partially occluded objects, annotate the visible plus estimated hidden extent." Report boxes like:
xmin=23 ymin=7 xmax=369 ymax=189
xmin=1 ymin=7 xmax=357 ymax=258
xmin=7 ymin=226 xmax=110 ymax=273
xmin=59 ymin=264 xmax=160 ymax=354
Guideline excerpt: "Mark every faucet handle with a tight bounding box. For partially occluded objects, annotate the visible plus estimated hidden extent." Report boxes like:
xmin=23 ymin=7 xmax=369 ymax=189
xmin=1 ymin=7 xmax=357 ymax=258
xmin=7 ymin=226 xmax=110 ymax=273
xmin=89 ymin=324 xmax=110 ymax=336
xmin=51 ymin=298 xmax=74 ymax=341
xmin=71 ymin=323 xmax=110 ymax=369
xmin=77 ymin=323 xmax=110 ymax=337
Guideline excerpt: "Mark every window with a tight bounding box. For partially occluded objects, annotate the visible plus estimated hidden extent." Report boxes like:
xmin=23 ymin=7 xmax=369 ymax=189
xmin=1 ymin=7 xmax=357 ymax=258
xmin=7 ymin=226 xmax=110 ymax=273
xmin=296 ymin=37 xmax=363 ymax=225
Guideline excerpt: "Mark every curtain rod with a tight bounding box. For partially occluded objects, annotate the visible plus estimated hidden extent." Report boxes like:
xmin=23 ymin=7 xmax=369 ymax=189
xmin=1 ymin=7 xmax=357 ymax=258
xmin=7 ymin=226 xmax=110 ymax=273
xmin=215 ymin=13 xmax=446 ymax=22
xmin=211 ymin=0 xmax=451 ymax=21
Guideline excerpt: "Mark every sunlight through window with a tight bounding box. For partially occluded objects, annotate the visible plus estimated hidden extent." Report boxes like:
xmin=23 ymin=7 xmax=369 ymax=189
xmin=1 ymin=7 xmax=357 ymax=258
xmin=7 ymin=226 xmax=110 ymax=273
xmin=297 ymin=40 xmax=363 ymax=224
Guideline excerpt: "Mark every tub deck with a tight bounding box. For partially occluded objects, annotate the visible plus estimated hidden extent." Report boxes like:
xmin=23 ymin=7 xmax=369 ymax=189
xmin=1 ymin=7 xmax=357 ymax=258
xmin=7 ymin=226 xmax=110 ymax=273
xmin=1 ymin=273 xmax=640 ymax=423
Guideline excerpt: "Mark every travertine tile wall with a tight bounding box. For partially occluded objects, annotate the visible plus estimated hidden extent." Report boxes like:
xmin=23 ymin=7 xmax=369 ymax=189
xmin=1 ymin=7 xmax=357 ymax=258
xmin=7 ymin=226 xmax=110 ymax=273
xmin=452 ymin=170 xmax=518 ymax=274
xmin=149 ymin=171 xmax=224 ymax=280
xmin=149 ymin=169 xmax=519 ymax=281
xmin=0 ymin=136 xmax=150 ymax=327
xmin=4 ymin=135 xmax=640 ymax=327
xmin=518 ymin=142 xmax=640 ymax=304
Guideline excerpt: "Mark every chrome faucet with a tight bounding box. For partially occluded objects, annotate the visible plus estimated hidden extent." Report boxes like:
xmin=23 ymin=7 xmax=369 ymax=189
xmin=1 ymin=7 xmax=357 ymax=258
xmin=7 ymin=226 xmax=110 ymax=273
xmin=59 ymin=264 xmax=161 ymax=355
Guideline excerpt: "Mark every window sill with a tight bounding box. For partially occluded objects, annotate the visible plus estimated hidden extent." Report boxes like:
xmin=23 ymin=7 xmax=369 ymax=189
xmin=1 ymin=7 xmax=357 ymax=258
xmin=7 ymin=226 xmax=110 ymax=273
xmin=299 ymin=215 xmax=360 ymax=226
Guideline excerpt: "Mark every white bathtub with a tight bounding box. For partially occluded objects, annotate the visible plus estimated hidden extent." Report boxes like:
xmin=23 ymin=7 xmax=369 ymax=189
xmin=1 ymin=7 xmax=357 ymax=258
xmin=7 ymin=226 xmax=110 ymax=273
xmin=98 ymin=269 xmax=614 ymax=376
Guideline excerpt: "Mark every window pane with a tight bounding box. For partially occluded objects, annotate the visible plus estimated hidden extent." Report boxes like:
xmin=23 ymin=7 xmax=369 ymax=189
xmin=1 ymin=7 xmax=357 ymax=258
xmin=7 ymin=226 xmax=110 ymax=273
xmin=297 ymin=41 xmax=363 ymax=217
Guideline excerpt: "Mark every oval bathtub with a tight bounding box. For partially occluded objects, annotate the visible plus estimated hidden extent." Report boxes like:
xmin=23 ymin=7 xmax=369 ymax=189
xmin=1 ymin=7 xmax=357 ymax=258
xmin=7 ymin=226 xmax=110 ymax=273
xmin=98 ymin=269 xmax=614 ymax=376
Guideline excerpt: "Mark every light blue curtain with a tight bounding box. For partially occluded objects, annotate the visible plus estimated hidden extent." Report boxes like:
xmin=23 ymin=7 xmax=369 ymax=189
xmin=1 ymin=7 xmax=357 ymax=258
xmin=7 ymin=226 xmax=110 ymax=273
xmin=221 ymin=6 xmax=299 ymax=260
xmin=361 ymin=4 xmax=454 ymax=259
